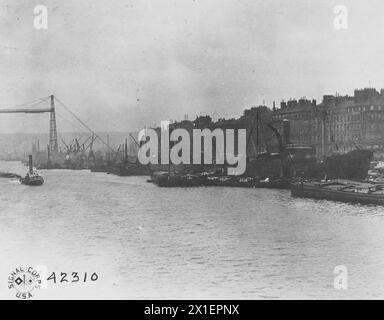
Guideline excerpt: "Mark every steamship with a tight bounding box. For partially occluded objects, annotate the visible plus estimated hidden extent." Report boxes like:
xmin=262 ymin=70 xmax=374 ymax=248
xmin=20 ymin=155 xmax=44 ymax=186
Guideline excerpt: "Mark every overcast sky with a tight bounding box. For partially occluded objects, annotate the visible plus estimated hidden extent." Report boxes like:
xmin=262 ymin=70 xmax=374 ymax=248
xmin=1 ymin=0 xmax=384 ymax=133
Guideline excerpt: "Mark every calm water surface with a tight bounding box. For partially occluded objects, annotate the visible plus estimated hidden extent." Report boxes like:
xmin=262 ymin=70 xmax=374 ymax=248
xmin=1 ymin=161 xmax=384 ymax=299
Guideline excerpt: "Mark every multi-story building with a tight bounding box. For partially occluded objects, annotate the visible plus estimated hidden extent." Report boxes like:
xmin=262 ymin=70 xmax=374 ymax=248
xmin=213 ymin=106 xmax=277 ymax=158
xmin=272 ymin=98 xmax=317 ymax=148
xmin=273 ymin=88 xmax=384 ymax=159
xmin=147 ymin=87 xmax=384 ymax=167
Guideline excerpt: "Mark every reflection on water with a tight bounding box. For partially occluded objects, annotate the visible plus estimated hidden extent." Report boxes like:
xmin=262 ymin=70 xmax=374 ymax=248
xmin=1 ymin=161 xmax=384 ymax=299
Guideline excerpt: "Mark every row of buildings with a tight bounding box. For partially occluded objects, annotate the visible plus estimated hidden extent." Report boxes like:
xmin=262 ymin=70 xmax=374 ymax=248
xmin=147 ymin=87 xmax=384 ymax=164
xmin=273 ymin=87 xmax=384 ymax=159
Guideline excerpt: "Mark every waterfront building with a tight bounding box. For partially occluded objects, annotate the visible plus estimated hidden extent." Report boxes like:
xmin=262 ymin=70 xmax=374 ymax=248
xmin=273 ymin=88 xmax=384 ymax=159
xmin=146 ymin=87 xmax=384 ymax=165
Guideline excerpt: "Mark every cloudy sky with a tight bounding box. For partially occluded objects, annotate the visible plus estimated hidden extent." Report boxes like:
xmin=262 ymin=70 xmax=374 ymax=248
xmin=1 ymin=0 xmax=384 ymax=133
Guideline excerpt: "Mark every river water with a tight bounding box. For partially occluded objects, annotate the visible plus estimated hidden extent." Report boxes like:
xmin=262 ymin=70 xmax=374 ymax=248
xmin=1 ymin=160 xmax=384 ymax=299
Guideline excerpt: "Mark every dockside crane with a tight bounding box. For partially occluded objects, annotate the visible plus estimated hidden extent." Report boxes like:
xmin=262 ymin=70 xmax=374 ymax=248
xmin=0 ymin=95 xmax=58 ymax=152
xmin=0 ymin=94 xmax=120 ymax=158
xmin=129 ymin=133 xmax=140 ymax=148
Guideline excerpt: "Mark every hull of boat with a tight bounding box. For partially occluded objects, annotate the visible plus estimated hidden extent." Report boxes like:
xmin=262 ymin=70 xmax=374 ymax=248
xmin=111 ymin=167 xmax=150 ymax=176
xmin=154 ymin=175 xmax=201 ymax=187
xmin=291 ymin=184 xmax=384 ymax=205
xmin=150 ymin=171 xmax=293 ymax=189
xmin=94 ymin=163 xmax=150 ymax=176
xmin=20 ymin=176 xmax=44 ymax=186
xmin=254 ymin=179 xmax=291 ymax=189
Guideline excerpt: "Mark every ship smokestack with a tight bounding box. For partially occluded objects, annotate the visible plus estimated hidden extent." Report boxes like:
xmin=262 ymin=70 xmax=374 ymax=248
xmin=28 ymin=155 xmax=33 ymax=174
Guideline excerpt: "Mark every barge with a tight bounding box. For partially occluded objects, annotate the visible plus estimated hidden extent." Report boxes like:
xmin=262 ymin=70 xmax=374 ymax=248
xmin=291 ymin=180 xmax=384 ymax=205
xmin=150 ymin=171 xmax=292 ymax=189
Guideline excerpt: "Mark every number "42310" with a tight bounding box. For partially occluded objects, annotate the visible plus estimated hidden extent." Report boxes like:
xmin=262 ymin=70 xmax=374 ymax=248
xmin=47 ymin=272 xmax=98 ymax=284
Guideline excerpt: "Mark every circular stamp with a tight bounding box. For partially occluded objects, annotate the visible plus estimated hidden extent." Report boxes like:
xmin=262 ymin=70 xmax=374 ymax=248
xmin=8 ymin=267 xmax=42 ymax=299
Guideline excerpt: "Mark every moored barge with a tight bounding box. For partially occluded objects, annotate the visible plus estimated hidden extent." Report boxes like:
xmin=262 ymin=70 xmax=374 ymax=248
xmin=150 ymin=171 xmax=292 ymax=189
xmin=291 ymin=180 xmax=384 ymax=205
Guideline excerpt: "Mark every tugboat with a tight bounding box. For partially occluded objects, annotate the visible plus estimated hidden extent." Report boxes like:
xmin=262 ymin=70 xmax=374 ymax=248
xmin=20 ymin=155 xmax=44 ymax=186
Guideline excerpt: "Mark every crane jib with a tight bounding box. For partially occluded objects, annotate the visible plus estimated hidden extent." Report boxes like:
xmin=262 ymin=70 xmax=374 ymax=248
xmin=0 ymin=108 xmax=53 ymax=113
